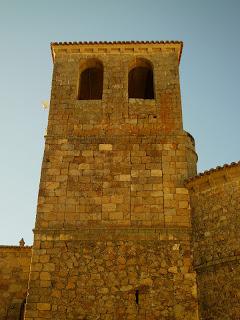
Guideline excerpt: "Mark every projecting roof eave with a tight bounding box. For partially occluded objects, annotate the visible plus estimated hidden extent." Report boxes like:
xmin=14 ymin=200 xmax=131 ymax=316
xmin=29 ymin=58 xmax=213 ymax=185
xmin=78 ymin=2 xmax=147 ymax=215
xmin=50 ymin=40 xmax=183 ymax=63
xmin=185 ymin=161 xmax=240 ymax=185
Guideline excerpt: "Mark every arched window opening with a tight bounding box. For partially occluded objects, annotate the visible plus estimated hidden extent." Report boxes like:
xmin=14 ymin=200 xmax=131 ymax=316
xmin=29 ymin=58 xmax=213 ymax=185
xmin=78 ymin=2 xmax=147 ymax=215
xmin=128 ymin=60 xmax=154 ymax=99
xmin=78 ymin=60 xmax=103 ymax=100
xmin=135 ymin=289 xmax=139 ymax=305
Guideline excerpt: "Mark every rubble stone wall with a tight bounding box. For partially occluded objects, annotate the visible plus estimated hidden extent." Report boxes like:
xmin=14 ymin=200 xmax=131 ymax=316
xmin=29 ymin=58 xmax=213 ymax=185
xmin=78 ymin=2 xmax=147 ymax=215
xmin=187 ymin=164 xmax=240 ymax=319
xmin=25 ymin=231 xmax=198 ymax=319
xmin=0 ymin=246 xmax=32 ymax=320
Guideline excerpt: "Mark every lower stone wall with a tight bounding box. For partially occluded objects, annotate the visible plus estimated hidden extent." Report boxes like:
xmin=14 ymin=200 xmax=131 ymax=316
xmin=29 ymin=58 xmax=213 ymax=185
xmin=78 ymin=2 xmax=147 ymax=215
xmin=196 ymin=260 xmax=240 ymax=320
xmin=0 ymin=246 xmax=32 ymax=320
xmin=25 ymin=229 xmax=199 ymax=320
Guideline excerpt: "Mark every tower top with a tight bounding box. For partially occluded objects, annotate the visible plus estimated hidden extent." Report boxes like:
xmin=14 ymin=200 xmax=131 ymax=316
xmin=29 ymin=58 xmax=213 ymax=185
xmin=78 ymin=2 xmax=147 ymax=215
xmin=51 ymin=40 xmax=183 ymax=63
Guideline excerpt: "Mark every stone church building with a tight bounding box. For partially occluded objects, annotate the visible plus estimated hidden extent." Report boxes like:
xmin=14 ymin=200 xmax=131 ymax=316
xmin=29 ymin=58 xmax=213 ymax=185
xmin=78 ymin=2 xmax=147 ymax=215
xmin=0 ymin=41 xmax=239 ymax=320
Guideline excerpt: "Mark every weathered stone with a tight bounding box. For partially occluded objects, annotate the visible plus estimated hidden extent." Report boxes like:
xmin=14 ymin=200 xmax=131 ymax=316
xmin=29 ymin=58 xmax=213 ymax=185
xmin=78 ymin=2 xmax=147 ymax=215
xmin=37 ymin=303 xmax=51 ymax=311
xmin=99 ymin=144 xmax=113 ymax=151
xmin=168 ymin=266 xmax=178 ymax=274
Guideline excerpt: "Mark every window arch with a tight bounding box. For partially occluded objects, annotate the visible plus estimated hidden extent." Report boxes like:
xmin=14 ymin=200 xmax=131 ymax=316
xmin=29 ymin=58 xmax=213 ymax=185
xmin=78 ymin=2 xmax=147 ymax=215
xmin=78 ymin=59 xmax=103 ymax=100
xmin=128 ymin=58 xmax=154 ymax=99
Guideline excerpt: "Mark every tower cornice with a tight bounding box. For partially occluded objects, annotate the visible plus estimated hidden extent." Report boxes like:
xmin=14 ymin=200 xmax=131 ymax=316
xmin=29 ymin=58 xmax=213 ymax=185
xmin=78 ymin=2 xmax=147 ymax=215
xmin=50 ymin=40 xmax=183 ymax=63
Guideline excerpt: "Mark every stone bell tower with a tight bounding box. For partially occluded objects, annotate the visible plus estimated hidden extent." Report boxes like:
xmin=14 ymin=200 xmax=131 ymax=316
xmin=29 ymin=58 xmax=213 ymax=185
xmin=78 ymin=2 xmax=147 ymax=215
xmin=24 ymin=41 xmax=199 ymax=319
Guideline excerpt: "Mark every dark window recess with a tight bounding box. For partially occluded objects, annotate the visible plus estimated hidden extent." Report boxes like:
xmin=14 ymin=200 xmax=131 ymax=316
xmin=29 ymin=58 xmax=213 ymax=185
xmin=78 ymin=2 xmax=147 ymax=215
xmin=128 ymin=66 xmax=154 ymax=99
xmin=79 ymin=67 xmax=103 ymax=100
xmin=135 ymin=289 xmax=139 ymax=305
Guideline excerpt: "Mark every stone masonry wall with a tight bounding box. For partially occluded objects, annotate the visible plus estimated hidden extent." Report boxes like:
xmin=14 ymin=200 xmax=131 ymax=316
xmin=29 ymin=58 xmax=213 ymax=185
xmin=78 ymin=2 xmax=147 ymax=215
xmin=36 ymin=134 xmax=196 ymax=230
xmin=25 ymin=230 xmax=198 ymax=320
xmin=186 ymin=163 xmax=240 ymax=319
xmin=0 ymin=246 xmax=32 ymax=320
xmin=48 ymin=42 xmax=184 ymax=139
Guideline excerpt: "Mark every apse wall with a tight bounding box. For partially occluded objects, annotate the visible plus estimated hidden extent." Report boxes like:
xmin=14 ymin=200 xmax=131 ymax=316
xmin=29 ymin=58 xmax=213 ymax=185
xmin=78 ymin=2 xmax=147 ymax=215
xmin=186 ymin=162 xmax=240 ymax=319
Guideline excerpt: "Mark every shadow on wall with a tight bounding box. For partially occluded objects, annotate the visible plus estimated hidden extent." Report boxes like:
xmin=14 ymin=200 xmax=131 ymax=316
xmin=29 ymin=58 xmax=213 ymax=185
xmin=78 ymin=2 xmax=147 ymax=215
xmin=5 ymin=298 xmax=26 ymax=320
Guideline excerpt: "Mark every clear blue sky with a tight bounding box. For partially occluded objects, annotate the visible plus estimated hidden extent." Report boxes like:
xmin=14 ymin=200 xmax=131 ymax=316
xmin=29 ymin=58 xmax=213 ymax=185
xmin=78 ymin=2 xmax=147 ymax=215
xmin=0 ymin=0 xmax=239 ymax=245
